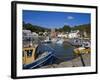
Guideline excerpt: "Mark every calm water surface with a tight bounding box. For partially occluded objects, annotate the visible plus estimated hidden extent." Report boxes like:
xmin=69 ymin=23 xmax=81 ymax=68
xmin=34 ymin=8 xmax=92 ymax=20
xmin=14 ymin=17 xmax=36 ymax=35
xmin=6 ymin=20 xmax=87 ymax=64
xmin=37 ymin=42 xmax=75 ymax=61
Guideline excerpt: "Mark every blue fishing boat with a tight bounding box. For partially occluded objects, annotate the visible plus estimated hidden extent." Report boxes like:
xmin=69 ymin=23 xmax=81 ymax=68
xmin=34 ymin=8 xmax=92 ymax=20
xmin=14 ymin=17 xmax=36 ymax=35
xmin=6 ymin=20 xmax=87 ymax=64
xmin=23 ymin=44 xmax=56 ymax=69
xmin=23 ymin=51 xmax=55 ymax=69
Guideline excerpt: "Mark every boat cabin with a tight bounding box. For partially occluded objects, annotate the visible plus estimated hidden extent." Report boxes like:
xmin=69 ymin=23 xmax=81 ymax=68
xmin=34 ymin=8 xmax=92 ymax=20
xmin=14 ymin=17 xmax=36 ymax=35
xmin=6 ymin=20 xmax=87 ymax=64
xmin=23 ymin=47 xmax=37 ymax=65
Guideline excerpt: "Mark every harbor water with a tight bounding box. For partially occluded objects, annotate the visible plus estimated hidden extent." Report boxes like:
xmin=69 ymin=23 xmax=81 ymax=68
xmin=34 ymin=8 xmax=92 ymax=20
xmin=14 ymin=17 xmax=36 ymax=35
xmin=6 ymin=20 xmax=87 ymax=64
xmin=36 ymin=42 xmax=75 ymax=63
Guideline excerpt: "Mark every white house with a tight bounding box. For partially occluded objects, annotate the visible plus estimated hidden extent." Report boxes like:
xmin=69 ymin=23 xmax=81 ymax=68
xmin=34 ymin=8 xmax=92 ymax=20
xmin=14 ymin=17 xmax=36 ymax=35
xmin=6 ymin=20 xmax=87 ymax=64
xmin=23 ymin=30 xmax=32 ymax=40
xmin=68 ymin=30 xmax=80 ymax=38
xmin=23 ymin=30 xmax=31 ymax=36
xmin=32 ymin=32 xmax=38 ymax=38
xmin=57 ymin=33 xmax=68 ymax=38
xmin=23 ymin=30 xmax=33 ymax=47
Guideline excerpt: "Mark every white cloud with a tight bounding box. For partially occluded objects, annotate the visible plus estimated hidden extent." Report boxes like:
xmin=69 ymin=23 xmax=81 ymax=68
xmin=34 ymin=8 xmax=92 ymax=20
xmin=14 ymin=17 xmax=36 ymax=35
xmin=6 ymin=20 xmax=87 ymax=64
xmin=67 ymin=16 xmax=74 ymax=20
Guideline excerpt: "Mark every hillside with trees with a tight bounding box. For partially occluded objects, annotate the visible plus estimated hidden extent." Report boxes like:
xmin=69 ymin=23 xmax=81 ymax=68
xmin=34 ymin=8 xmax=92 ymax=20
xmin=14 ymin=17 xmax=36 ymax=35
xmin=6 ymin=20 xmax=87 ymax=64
xmin=72 ymin=24 xmax=91 ymax=37
xmin=23 ymin=22 xmax=50 ymax=33
xmin=23 ymin=22 xmax=90 ymax=37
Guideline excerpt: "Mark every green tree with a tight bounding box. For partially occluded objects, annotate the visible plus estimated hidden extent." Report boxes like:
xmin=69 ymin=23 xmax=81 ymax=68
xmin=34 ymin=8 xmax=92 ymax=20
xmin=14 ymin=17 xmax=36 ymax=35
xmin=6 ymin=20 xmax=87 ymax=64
xmin=23 ymin=22 xmax=50 ymax=32
xmin=62 ymin=25 xmax=71 ymax=32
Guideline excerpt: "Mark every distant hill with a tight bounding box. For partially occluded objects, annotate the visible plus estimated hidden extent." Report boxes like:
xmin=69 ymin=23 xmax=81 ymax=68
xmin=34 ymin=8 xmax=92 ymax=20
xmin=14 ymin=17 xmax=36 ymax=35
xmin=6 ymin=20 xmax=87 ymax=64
xmin=23 ymin=22 xmax=50 ymax=32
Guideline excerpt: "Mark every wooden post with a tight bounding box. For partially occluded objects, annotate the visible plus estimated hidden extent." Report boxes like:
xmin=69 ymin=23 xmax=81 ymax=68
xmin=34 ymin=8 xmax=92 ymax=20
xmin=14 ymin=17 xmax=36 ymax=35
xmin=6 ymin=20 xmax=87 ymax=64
xmin=79 ymin=54 xmax=85 ymax=66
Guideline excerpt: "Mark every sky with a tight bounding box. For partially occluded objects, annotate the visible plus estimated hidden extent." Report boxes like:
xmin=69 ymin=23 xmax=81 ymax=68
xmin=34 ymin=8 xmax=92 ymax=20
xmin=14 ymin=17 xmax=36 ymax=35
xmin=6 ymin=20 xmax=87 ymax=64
xmin=23 ymin=10 xmax=90 ymax=29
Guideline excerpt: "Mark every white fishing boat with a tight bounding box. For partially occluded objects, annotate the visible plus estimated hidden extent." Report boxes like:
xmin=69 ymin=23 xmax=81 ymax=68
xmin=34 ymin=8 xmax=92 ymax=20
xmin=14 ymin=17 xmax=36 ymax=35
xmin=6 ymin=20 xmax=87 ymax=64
xmin=43 ymin=37 xmax=51 ymax=43
xmin=51 ymin=38 xmax=57 ymax=43
xmin=56 ymin=39 xmax=64 ymax=44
